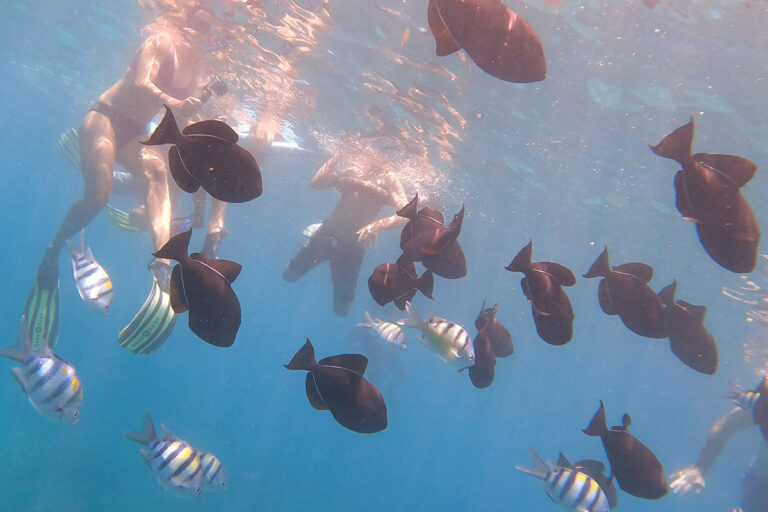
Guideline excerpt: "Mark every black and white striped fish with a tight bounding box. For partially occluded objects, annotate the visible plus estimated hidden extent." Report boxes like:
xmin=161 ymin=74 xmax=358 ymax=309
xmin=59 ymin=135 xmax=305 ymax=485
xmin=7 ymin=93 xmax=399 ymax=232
xmin=724 ymin=375 xmax=766 ymax=412
xmin=67 ymin=230 xmax=113 ymax=313
xmin=398 ymin=301 xmax=474 ymax=365
xmin=358 ymin=311 xmax=407 ymax=349
xmin=516 ymin=446 xmax=615 ymax=512
xmin=0 ymin=316 xmax=82 ymax=423
xmin=199 ymin=451 xmax=227 ymax=491
xmin=124 ymin=411 xmax=204 ymax=497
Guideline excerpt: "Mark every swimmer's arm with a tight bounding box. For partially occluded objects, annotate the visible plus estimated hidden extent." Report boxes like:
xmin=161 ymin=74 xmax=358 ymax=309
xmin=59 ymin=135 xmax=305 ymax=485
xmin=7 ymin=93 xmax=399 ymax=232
xmin=356 ymin=174 xmax=410 ymax=243
xmin=310 ymin=154 xmax=342 ymax=189
xmin=695 ymin=407 xmax=753 ymax=476
xmin=133 ymin=35 xmax=176 ymax=104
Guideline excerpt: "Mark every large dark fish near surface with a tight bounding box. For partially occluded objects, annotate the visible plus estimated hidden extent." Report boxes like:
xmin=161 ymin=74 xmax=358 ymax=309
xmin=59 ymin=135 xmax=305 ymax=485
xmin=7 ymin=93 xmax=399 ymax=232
xmin=583 ymin=247 xmax=667 ymax=339
xmin=658 ymin=281 xmax=718 ymax=375
xmin=427 ymin=0 xmax=546 ymax=83
xmin=153 ymin=230 xmax=242 ymax=347
xmin=463 ymin=303 xmax=514 ymax=389
xmin=142 ymin=106 xmax=263 ymax=203
xmin=284 ymin=339 xmax=388 ymax=434
xmin=753 ymin=376 xmax=768 ymax=442
xmin=368 ymin=256 xmax=434 ymax=310
xmin=583 ymin=401 xmax=667 ymax=500
xmin=397 ymin=194 xmax=467 ymax=279
xmin=506 ymin=240 xmax=575 ymax=346
xmin=650 ymin=118 xmax=760 ymax=273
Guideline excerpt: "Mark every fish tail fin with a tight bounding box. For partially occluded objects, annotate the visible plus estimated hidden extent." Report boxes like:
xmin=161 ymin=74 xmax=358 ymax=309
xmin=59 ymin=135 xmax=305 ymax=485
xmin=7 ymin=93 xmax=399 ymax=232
xmin=657 ymin=280 xmax=677 ymax=306
xmin=124 ymin=410 xmax=157 ymax=446
xmin=396 ymin=193 xmax=419 ymax=220
xmin=505 ymin=240 xmax=533 ymax=272
xmin=583 ymin=401 xmax=608 ymax=437
xmin=65 ymin=231 xmax=85 ymax=259
xmin=0 ymin=316 xmax=34 ymax=363
xmin=583 ymin=247 xmax=610 ymax=279
xmin=397 ymin=301 xmax=423 ymax=329
xmin=514 ymin=446 xmax=549 ymax=480
xmin=649 ymin=117 xmax=694 ymax=166
xmin=418 ymin=271 xmax=434 ymax=300
xmin=152 ymin=230 xmax=192 ymax=262
xmin=357 ymin=311 xmax=374 ymax=328
xmin=284 ymin=338 xmax=317 ymax=370
xmin=141 ymin=105 xmax=181 ymax=146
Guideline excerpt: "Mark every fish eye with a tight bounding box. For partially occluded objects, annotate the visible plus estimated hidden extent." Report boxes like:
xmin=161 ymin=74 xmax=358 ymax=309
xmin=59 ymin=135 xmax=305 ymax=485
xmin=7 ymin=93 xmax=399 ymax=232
xmin=73 ymin=410 xmax=79 ymax=418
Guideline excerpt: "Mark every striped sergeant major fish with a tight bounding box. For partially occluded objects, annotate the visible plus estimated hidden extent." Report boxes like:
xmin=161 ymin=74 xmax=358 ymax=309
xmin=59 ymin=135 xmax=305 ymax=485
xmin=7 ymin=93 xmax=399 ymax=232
xmin=199 ymin=451 xmax=227 ymax=491
xmin=724 ymin=375 xmax=766 ymax=412
xmin=0 ymin=316 xmax=82 ymax=423
xmin=516 ymin=446 xmax=617 ymax=512
xmin=124 ymin=411 xmax=204 ymax=497
xmin=66 ymin=230 xmax=113 ymax=313
xmin=358 ymin=311 xmax=407 ymax=349
xmin=398 ymin=301 xmax=474 ymax=366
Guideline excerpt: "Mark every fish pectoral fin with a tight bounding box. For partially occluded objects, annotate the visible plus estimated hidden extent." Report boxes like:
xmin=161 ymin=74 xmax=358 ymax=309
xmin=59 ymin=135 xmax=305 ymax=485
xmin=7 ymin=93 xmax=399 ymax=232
xmin=10 ymin=367 xmax=27 ymax=393
xmin=169 ymin=266 xmax=189 ymax=313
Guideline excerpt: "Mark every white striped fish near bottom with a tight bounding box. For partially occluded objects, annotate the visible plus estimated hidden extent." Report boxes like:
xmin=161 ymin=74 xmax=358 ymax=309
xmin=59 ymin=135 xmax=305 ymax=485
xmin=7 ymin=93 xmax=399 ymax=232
xmin=358 ymin=311 xmax=406 ymax=349
xmin=67 ymin=230 xmax=113 ymax=313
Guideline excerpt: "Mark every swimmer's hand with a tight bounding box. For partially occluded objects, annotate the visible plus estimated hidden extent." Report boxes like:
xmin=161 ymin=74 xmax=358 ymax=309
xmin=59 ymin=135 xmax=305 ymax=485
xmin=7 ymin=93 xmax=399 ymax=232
xmin=357 ymin=223 xmax=380 ymax=248
xmin=669 ymin=466 xmax=705 ymax=495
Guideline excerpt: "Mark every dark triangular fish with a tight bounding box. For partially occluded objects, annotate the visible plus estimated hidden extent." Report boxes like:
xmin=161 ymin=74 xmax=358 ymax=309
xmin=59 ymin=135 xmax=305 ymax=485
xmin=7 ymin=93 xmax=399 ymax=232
xmin=753 ymin=376 xmax=768 ymax=442
xmin=367 ymin=256 xmax=434 ymax=310
xmin=427 ymin=0 xmax=546 ymax=83
xmin=650 ymin=117 xmax=760 ymax=273
xmin=583 ymin=247 xmax=667 ymax=339
xmin=475 ymin=302 xmax=514 ymax=358
xmin=142 ymin=106 xmax=263 ymax=204
xmin=506 ymin=240 xmax=575 ymax=346
xmin=658 ymin=281 xmax=718 ymax=375
xmin=284 ymin=339 xmax=388 ymax=434
xmin=463 ymin=327 xmax=495 ymax=389
xmin=153 ymin=230 xmax=242 ymax=347
xmin=583 ymin=401 xmax=667 ymax=500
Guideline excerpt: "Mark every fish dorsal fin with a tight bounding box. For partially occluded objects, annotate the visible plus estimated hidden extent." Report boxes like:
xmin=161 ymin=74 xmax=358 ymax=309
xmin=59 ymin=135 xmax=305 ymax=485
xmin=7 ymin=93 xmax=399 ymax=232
xmin=396 ymin=194 xmax=419 ymax=219
xmin=678 ymin=300 xmax=707 ymax=322
xmin=531 ymin=262 xmax=576 ymax=287
xmin=427 ymin=0 xmax=461 ymax=56
xmin=318 ymin=354 xmax=368 ymax=376
xmin=657 ymin=280 xmax=677 ymax=306
xmin=160 ymin=424 xmax=177 ymax=442
xmin=182 ymin=120 xmax=239 ymax=143
xmin=190 ymin=254 xmax=242 ymax=284
xmin=693 ymin=153 xmax=757 ymax=189
xmin=556 ymin=453 xmax=572 ymax=468
xmin=613 ymin=262 xmax=653 ymax=283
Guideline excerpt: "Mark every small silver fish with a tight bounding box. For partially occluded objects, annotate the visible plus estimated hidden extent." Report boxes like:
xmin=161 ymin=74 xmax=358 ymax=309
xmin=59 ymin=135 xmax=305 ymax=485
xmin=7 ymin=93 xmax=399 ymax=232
xmin=67 ymin=230 xmax=113 ymax=313
xmin=358 ymin=311 xmax=406 ymax=349
xmin=398 ymin=301 xmax=474 ymax=366
xmin=199 ymin=451 xmax=227 ymax=491
xmin=124 ymin=411 xmax=204 ymax=497
xmin=0 ymin=316 xmax=82 ymax=423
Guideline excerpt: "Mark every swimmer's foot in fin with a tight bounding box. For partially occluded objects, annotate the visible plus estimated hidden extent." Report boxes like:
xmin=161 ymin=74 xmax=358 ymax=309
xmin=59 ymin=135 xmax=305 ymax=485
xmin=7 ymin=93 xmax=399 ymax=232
xmin=25 ymin=247 xmax=61 ymax=350
xmin=200 ymin=228 xmax=228 ymax=260
xmin=118 ymin=275 xmax=176 ymax=355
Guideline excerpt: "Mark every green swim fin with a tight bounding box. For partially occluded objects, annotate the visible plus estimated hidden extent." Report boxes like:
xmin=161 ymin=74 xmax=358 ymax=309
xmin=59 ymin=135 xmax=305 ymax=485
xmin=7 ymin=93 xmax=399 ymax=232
xmin=23 ymin=277 xmax=60 ymax=350
xmin=56 ymin=128 xmax=81 ymax=170
xmin=106 ymin=204 xmax=144 ymax=232
xmin=118 ymin=276 xmax=176 ymax=354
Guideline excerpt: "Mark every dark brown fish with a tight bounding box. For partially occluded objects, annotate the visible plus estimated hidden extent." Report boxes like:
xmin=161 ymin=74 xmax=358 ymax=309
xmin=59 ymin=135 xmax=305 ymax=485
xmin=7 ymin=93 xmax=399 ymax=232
xmin=367 ymin=256 xmax=434 ymax=311
xmin=583 ymin=247 xmax=667 ymax=339
xmin=284 ymin=339 xmax=388 ymax=434
xmin=650 ymin=118 xmax=760 ymax=273
xmin=153 ymin=230 xmax=242 ymax=347
xmin=506 ymin=241 xmax=575 ymax=346
xmin=583 ymin=401 xmax=667 ymax=500
xmin=463 ymin=302 xmax=514 ymax=389
xmin=475 ymin=303 xmax=514 ymax=358
xmin=398 ymin=194 xmax=467 ymax=279
xmin=142 ymin=106 xmax=263 ymax=203
xmin=754 ymin=376 xmax=768 ymax=442
xmin=658 ymin=281 xmax=718 ymax=375
xmin=427 ymin=0 xmax=546 ymax=83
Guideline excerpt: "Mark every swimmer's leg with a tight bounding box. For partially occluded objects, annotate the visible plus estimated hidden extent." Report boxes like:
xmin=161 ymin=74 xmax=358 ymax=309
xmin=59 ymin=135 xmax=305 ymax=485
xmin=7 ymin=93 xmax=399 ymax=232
xmin=329 ymin=241 xmax=365 ymax=317
xmin=283 ymin=230 xmax=334 ymax=283
xmin=200 ymin=199 xmax=228 ymax=259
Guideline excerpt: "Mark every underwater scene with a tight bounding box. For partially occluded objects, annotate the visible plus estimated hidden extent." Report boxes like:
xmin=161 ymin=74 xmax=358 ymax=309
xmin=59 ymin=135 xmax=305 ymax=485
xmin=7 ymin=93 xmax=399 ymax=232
xmin=1 ymin=0 xmax=768 ymax=510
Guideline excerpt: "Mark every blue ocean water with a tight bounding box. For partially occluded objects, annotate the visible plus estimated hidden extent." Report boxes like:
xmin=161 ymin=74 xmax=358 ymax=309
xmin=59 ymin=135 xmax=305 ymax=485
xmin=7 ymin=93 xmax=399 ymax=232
xmin=1 ymin=0 xmax=767 ymax=511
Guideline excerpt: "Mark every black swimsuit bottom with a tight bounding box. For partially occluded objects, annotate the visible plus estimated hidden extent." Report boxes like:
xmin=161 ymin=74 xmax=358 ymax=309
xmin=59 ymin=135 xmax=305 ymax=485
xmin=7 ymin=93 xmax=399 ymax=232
xmin=89 ymin=101 xmax=146 ymax=148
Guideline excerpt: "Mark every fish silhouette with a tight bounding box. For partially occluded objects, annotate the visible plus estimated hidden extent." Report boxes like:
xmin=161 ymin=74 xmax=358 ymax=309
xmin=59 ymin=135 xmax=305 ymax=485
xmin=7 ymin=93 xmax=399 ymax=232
xmin=153 ymin=230 xmax=242 ymax=347
xmin=583 ymin=247 xmax=667 ymax=339
xmin=284 ymin=339 xmax=388 ymax=434
xmin=506 ymin=240 xmax=575 ymax=346
xmin=367 ymin=256 xmax=434 ymax=310
xmin=583 ymin=401 xmax=667 ymax=500
xmin=475 ymin=303 xmax=514 ymax=358
xmin=142 ymin=106 xmax=263 ymax=203
xmin=658 ymin=281 xmax=718 ymax=375
xmin=427 ymin=0 xmax=546 ymax=83
xmin=464 ymin=303 xmax=514 ymax=389
xmin=650 ymin=118 xmax=760 ymax=273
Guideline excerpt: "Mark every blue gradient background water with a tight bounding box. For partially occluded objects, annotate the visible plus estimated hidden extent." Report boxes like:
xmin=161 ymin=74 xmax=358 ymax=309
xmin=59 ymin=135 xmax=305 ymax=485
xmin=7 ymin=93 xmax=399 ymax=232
xmin=1 ymin=1 xmax=767 ymax=511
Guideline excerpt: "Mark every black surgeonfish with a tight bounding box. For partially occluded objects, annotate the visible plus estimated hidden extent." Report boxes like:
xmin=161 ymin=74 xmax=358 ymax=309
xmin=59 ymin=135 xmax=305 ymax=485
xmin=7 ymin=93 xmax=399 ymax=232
xmin=753 ymin=376 xmax=768 ymax=442
xmin=583 ymin=247 xmax=667 ymax=339
xmin=650 ymin=118 xmax=760 ymax=273
xmin=284 ymin=339 xmax=388 ymax=434
xmin=427 ymin=0 xmax=546 ymax=83
xmin=367 ymin=256 xmax=434 ymax=310
xmin=153 ymin=230 xmax=242 ymax=347
xmin=583 ymin=401 xmax=668 ymax=500
xmin=142 ymin=106 xmax=263 ymax=203
xmin=463 ymin=303 xmax=514 ymax=389
xmin=475 ymin=302 xmax=514 ymax=358
xmin=506 ymin=240 xmax=575 ymax=346
xmin=397 ymin=194 xmax=467 ymax=279
xmin=658 ymin=281 xmax=718 ymax=375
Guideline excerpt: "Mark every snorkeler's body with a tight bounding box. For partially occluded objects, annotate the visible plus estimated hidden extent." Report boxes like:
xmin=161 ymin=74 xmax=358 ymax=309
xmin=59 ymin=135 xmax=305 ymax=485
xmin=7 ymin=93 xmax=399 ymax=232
xmin=670 ymin=406 xmax=768 ymax=512
xmin=283 ymin=154 xmax=409 ymax=317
